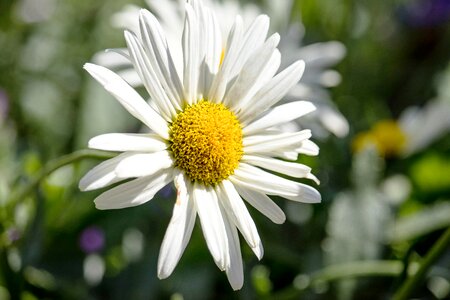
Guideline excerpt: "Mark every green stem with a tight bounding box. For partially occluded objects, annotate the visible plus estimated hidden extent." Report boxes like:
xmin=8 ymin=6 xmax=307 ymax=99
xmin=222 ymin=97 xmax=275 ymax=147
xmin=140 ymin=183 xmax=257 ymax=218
xmin=272 ymin=260 xmax=405 ymax=300
xmin=393 ymin=227 xmax=450 ymax=300
xmin=9 ymin=149 xmax=114 ymax=205
xmin=309 ymin=260 xmax=404 ymax=283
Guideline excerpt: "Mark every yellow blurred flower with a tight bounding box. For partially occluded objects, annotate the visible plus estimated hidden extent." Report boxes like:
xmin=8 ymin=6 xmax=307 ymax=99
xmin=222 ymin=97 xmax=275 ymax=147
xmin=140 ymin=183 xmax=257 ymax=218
xmin=353 ymin=120 xmax=407 ymax=157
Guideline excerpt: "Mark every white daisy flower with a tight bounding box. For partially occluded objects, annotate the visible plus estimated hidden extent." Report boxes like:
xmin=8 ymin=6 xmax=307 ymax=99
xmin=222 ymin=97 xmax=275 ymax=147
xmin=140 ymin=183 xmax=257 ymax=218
xmin=81 ymin=0 xmax=320 ymax=290
xmin=352 ymin=99 xmax=450 ymax=158
xmin=94 ymin=0 xmax=348 ymax=139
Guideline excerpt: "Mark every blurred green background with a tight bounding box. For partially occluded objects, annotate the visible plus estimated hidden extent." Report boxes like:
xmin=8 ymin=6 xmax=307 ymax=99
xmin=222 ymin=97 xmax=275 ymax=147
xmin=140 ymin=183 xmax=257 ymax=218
xmin=1 ymin=0 xmax=449 ymax=299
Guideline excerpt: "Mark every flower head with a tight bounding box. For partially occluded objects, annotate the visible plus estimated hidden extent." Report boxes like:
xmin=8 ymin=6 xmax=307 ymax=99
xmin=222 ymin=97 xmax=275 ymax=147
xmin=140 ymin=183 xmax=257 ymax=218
xmin=95 ymin=0 xmax=348 ymax=139
xmin=81 ymin=0 xmax=320 ymax=290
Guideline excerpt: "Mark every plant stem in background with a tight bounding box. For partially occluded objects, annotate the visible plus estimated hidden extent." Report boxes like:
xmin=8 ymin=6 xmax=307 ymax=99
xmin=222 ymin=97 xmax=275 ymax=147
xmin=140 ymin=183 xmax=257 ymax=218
xmin=8 ymin=149 xmax=114 ymax=205
xmin=272 ymin=260 xmax=407 ymax=300
xmin=393 ymin=227 xmax=450 ymax=300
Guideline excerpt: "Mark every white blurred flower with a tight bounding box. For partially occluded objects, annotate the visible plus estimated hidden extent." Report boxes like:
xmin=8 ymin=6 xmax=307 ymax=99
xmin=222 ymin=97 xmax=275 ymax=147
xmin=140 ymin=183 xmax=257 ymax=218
xmin=82 ymin=0 xmax=320 ymax=290
xmin=94 ymin=0 xmax=348 ymax=138
xmin=353 ymin=99 xmax=450 ymax=157
xmin=399 ymin=99 xmax=450 ymax=156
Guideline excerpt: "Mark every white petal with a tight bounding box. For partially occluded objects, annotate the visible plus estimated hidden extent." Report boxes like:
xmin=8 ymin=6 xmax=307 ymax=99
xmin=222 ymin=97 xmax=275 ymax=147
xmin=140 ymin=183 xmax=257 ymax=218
xmin=158 ymin=173 xmax=196 ymax=279
xmin=317 ymin=106 xmax=349 ymax=138
xmin=115 ymin=151 xmax=173 ymax=178
xmin=296 ymin=140 xmax=320 ymax=156
xmin=238 ymin=60 xmax=305 ymax=123
xmin=117 ymin=68 xmax=143 ymax=87
xmin=400 ymin=100 xmax=450 ymax=156
xmin=306 ymin=173 xmax=321 ymax=185
xmin=79 ymin=153 xmax=132 ymax=191
xmin=88 ymin=133 xmax=167 ymax=152
xmin=228 ymin=14 xmax=270 ymax=79
xmin=243 ymin=130 xmax=311 ymax=154
xmin=261 ymin=141 xmax=319 ymax=160
xmin=124 ymin=31 xmax=176 ymax=120
xmin=220 ymin=205 xmax=244 ymax=291
xmin=204 ymin=8 xmax=222 ymax=74
xmin=242 ymin=154 xmax=311 ymax=178
xmin=223 ymin=33 xmax=279 ymax=109
xmin=110 ymin=4 xmax=140 ymax=32
xmin=182 ymin=3 xmax=200 ymax=104
xmin=232 ymin=49 xmax=281 ymax=113
xmin=235 ymin=185 xmax=286 ymax=224
xmin=208 ymin=16 xmax=244 ymax=103
xmin=94 ymin=169 xmax=174 ymax=209
xmin=83 ymin=63 xmax=169 ymax=139
xmin=92 ymin=49 xmax=131 ymax=68
xmin=146 ymin=0 xmax=182 ymax=29
xmin=251 ymin=242 xmax=264 ymax=261
xmin=139 ymin=10 xmax=184 ymax=110
xmin=219 ymin=181 xmax=260 ymax=249
xmin=296 ymin=41 xmax=346 ymax=67
xmin=193 ymin=183 xmax=229 ymax=271
xmin=243 ymin=101 xmax=316 ymax=134
xmin=198 ymin=6 xmax=222 ymax=97
xmin=231 ymin=163 xmax=321 ymax=203
xmin=279 ymin=151 xmax=299 ymax=161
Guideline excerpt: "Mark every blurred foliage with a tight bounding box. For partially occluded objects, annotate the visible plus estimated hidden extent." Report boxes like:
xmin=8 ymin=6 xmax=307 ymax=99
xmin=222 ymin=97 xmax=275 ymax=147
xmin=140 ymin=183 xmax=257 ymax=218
xmin=1 ymin=0 xmax=450 ymax=299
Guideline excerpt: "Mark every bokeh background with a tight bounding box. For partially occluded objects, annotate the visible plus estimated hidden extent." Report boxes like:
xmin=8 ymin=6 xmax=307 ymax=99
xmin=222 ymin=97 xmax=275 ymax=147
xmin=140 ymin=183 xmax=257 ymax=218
xmin=1 ymin=0 xmax=450 ymax=299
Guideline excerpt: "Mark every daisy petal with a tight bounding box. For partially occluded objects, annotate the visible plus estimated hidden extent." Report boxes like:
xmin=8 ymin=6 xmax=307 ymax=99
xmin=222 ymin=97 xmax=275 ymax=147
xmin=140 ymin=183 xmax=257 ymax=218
xmin=306 ymin=173 xmax=321 ymax=185
xmin=198 ymin=6 xmax=222 ymax=96
xmin=208 ymin=16 xmax=244 ymax=103
xmin=238 ymin=60 xmax=305 ymax=123
xmin=243 ymin=101 xmax=316 ymax=134
xmin=232 ymin=163 xmax=297 ymax=196
xmin=242 ymin=154 xmax=311 ymax=178
xmin=139 ymin=9 xmax=184 ymax=110
xmin=220 ymin=205 xmax=244 ymax=291
xmin=204 ymin=8 xmax=222 ymax=74
xmin=158 ymin=173 xmax=196 ymax=279
xmin=182 ymin=3 xmax=200 ymax=104
xmin=223 ymin=33 xmax=279 ymax=109
xmin=235 ymin=185 xmax=286 ymax=224
xmin=115 ymin=151 xmax=173 ymax=178
xmin=244 ymin=130 xmax=311 ymax=154
xmin=79 ymin=153 xmax=132 ymax=191
xmin=125 ymin=31 xmax=176 ymax=120
xmin=318 ymin=106 xmax=350 ymax=138
xmin=92 ymin=48 xmax=131 ymax=68
xmin=117 ymin=68 xmax=143 ymax=87
xmin=88 ymin=133 xmax=167 ymax=152
xmin=193 ymin=183 xmax=229 ymax=271
xmin=228 ymin=14 xmax=270 ymax=79
xmin=232 ymin=49 xmax=281 ymax=113
xmin=219 ymin=180 xmax=260 ymax=249
xmin=83 ymin=63 xmax=169 ymax=139
xmin=94 ymin=169 xmax=174 ymax=209
xmin=231 ymin=163 xmax=321 ymax=203
xmin=251 ymin=242 xmax=264 ymax=261
xmin=296 ymin=140 xmax=320 ymax=156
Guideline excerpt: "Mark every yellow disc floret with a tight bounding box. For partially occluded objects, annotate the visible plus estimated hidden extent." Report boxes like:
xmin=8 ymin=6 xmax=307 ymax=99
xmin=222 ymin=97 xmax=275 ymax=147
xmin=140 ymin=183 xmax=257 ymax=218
xmin=170 ymin=100 xmax=243 ymax=185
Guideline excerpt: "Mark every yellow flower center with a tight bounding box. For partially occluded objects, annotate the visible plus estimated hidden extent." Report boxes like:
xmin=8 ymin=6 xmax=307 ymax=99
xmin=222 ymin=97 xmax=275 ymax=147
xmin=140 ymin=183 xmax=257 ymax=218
xmin=170 ymin=100 xmax=243 ymax=185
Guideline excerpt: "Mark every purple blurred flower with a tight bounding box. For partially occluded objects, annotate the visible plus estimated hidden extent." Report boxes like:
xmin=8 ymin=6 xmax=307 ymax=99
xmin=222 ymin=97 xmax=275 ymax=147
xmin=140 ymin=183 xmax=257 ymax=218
xmin=399 ymin=0 xmax=450 ymax=27
xmin=7 ymin=227 xmax=21 ymax=243
xmin=79 ymin=226 xmax=105 ymax=253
